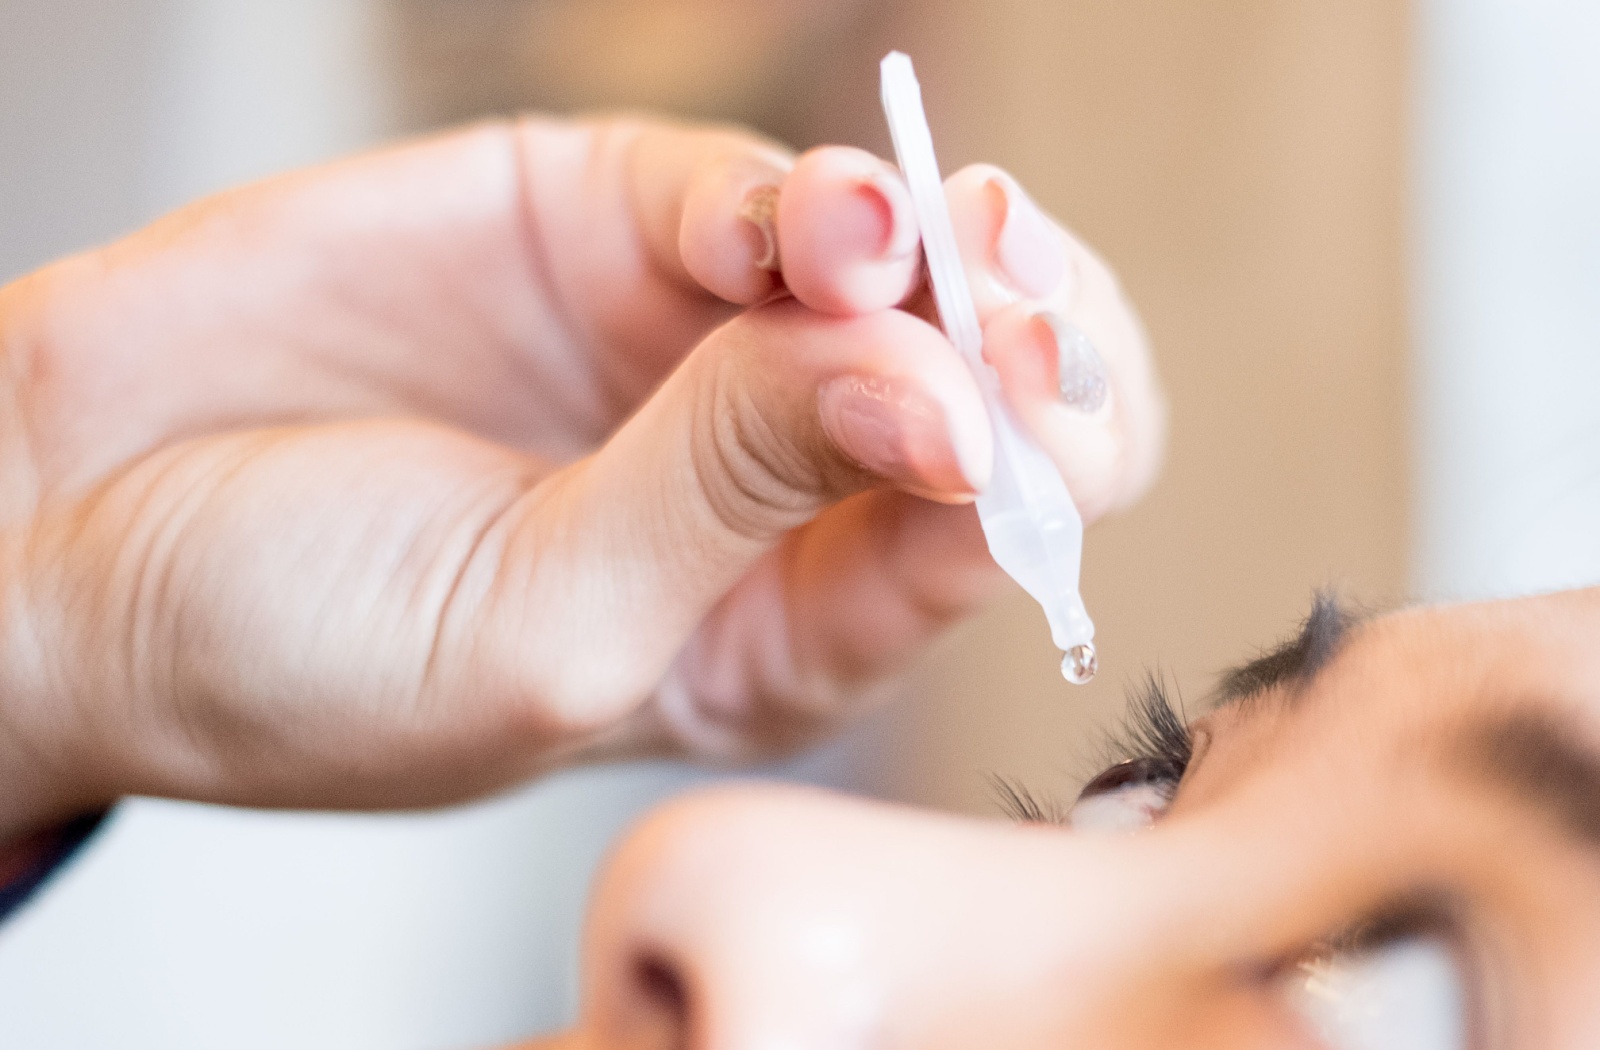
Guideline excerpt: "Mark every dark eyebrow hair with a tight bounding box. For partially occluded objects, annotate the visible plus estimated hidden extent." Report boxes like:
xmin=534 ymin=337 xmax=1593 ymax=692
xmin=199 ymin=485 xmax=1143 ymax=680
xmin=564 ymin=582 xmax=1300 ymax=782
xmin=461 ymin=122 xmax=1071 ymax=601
xmin=1459 ymin=709 xmax=1600 ymax=845
xmin=1212 ymin=592 xmax=1354 ymax=708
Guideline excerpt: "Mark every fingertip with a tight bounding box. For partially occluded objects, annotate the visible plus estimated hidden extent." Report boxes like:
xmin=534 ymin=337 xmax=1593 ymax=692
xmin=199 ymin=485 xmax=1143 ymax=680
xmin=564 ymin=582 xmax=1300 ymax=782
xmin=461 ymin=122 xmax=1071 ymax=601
xmin=983 ymin=305 xmax=1062 ymax=411
xmin=733 ymin=302 xmax=992 ymax=500
xmin=735 ymin=183 xmax=781 ymax=271
xmin=776 ymin=146 xmax=921 ymax=316
xmin=854 ymin=307 xmax=995 ymax=497
xmin=945 ymin=163 xmax=1075 ymax=315
xmin=1038 ymin=404 xmax=1123 ymax=524
xmin=983 ymin=303 xmax=1122 ymax=522
xmin=679 ymin=151 xmax=791 ymax=305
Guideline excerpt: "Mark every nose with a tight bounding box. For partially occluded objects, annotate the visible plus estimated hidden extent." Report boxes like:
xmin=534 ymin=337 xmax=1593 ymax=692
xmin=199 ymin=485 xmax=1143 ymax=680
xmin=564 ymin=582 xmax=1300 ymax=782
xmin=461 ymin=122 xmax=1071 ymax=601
xmin=571 ymin=785 xmax=1295 ymax=1050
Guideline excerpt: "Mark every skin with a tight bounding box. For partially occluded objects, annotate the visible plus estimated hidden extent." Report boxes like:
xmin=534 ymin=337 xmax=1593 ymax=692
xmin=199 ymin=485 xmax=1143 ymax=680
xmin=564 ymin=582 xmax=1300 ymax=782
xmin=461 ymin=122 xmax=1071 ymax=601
xmin=523 ymin=588 xmax=1600 ymax=1050
xmin=0 ymin=116 xmax=1162 ymax=842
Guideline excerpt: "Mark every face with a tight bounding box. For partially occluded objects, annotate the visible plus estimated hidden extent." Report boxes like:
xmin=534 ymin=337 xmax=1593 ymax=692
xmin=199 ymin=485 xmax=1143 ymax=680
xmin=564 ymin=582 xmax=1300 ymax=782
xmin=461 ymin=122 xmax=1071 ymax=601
xmin=529 ymin=588 xmax=1600 ymax=1050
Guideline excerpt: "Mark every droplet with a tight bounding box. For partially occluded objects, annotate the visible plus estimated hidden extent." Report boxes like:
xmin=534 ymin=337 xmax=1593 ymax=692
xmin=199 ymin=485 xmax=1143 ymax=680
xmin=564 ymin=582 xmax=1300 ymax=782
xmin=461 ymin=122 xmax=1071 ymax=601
xmin=1062 ymin=642 xmax=1098 ymax=684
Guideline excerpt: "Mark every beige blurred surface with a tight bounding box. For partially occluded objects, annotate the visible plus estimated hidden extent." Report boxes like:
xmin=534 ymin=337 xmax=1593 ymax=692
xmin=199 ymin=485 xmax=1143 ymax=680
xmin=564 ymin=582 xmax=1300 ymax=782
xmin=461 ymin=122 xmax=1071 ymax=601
xmin=388 ymin=0 xmax=1409 ymax=815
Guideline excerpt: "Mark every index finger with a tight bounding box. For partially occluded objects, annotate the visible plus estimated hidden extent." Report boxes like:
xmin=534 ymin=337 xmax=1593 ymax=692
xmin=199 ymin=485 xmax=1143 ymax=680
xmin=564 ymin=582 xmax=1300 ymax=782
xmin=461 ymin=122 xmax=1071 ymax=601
xmin=8 ymin=118 xmax=807 ymax=493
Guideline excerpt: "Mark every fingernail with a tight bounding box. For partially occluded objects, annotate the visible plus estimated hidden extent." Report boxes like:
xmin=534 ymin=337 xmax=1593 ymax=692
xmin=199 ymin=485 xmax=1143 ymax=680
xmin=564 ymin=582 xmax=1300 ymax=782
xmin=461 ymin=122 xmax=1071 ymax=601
xmin=818 ymin=374 xmax=987 ymax=495
xmin=826 ymin=170 xmax=918 ymax=266
xmin=988 ymin=176 xmax=1068 ymax=299
xmin=858 ymin=170 xmax=920 ymax=260
xmin=738 ymin=184 xmax=781 ymax=271
xmin=1038 ymin=311 xmax=1109 ymax=413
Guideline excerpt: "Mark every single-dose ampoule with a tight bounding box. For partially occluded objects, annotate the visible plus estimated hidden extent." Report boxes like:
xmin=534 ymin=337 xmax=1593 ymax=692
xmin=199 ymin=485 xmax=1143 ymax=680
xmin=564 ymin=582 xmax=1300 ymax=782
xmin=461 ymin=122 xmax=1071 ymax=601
xmin=879 ymin=51 xmax=1097 ymax=683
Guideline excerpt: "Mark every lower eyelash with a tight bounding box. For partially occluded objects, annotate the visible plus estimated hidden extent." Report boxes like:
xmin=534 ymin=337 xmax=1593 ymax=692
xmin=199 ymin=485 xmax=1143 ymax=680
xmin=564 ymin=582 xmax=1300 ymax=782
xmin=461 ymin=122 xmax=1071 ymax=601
xmin=989 ymin=775 xmax=1066 ymax=824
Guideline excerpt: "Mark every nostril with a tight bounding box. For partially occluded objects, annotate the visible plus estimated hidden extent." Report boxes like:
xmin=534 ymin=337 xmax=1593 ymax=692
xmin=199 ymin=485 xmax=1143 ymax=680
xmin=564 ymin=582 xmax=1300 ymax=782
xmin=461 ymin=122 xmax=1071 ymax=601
xmin=633 ymin=950 xmax=692 ymax=1045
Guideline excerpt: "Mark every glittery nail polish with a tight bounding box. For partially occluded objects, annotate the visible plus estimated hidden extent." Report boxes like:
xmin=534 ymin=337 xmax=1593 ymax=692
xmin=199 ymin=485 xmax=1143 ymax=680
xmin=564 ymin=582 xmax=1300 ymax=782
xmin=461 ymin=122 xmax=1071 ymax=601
xmin=1043 ymin=313 xmax=1109 ymax=413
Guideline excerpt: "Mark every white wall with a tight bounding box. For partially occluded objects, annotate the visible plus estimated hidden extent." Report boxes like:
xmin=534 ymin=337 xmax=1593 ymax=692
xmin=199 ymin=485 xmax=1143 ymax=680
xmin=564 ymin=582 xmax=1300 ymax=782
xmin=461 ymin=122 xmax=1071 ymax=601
xmin=0 ymin=1 xmax=161 ymax=282
xmin=1414 ymin=0 xmax=1600 ymax=600
xmin=0 ymin=3 xmax=865 ymax=1046
xmin=0 ymin=769 xmax=707 ymax=1048
xmin=140 ymin=0 xmax=390 ymax=215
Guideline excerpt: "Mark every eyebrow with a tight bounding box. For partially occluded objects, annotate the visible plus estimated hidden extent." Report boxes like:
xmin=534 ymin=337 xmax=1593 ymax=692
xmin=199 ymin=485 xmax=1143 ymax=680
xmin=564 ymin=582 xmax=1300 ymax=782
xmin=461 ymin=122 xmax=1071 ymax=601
xmin=1459 ymin=709 xmax=1600 ymax=846
xmin=1211 ymin=592 xmax=1354 ymax=708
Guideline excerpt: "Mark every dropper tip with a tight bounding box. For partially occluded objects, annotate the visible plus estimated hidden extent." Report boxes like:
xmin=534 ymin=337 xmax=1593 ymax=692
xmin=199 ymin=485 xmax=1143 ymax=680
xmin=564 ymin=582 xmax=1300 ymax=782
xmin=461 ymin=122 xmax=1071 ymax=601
xmin=1061 ymin=643 xmax=1098 ymax=685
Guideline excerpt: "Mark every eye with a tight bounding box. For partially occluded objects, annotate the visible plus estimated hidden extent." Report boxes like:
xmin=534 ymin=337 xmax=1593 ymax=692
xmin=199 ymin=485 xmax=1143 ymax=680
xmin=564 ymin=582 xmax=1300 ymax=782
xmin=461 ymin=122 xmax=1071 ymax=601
xmin=1066 ymin=676 xmax=1193 ymax=832
xmin=995 ymin=676 xmax=1193 ymax=828
xmin=1287 ymin=934 xmax=1468 ymax=1050
xmin=1067 ymin=756 xmax=1182 ymax=832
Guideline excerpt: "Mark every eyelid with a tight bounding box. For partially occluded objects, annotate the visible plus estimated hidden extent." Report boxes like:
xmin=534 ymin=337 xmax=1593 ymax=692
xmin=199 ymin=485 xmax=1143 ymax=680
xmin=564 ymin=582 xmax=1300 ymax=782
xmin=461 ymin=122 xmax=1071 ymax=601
xmin=1270 ymin=891 xmax=1468 ymax=967
xmin=1325 ymin=895 xmax=1464 ymax=955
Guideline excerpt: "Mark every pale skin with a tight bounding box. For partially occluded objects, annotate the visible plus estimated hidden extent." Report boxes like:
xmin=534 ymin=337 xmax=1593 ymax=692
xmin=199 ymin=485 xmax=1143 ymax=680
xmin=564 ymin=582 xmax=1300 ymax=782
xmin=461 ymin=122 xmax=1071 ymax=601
xmin=528 ymin=589 xmax=1600 ymax=1050
xmin=0 ymin=116 xmax=1162 ymax=843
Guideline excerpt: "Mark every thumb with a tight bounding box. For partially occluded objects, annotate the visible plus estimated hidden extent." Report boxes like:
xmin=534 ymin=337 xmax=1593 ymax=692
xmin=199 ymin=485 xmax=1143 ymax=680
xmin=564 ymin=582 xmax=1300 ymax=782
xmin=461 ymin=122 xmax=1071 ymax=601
xmin=438 ymin=300 xmax=991 ymax=731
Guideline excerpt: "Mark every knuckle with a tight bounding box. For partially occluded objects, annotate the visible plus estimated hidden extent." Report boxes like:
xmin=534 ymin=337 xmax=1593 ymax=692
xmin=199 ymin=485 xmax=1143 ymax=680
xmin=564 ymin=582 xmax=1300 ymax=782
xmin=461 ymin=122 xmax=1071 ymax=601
xmin=424 ymin=483 xmax=657 ymax=747
xmin=506 ymin=661 xmax=647 ymax=742
xmin=459 ymin=608 xmax=655 ymax=747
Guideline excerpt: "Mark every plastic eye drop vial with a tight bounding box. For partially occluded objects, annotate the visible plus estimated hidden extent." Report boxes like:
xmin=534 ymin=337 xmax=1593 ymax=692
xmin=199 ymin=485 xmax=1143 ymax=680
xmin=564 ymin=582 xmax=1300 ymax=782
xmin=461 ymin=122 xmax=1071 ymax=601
xmin=879 ymin=51 xmax=1097 ymax=684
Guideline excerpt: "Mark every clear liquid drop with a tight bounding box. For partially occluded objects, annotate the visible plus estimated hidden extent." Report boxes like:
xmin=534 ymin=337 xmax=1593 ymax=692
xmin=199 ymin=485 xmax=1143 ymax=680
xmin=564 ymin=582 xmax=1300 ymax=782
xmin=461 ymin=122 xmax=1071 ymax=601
xmin=1062 ymin=643 xmax=1098 ymax=684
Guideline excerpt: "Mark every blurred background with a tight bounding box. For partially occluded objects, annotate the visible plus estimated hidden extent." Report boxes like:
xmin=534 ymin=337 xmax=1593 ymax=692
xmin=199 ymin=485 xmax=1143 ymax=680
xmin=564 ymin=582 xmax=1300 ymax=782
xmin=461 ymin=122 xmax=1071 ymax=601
xmin=0 ymin=0 xmax=1596 ymax=1046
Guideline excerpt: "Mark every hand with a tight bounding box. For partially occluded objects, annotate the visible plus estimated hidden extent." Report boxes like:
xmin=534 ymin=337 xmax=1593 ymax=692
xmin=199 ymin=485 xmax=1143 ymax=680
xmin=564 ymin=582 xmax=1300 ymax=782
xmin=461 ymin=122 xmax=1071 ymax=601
xmin=0 ymin=116 xmax=1162 ymax=836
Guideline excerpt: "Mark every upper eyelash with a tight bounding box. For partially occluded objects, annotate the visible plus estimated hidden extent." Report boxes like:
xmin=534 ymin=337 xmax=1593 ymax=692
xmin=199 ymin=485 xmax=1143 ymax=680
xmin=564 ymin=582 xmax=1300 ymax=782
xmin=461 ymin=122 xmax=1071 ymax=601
xmin=991 ymin=672 xmax=1194 ymax=825
xmin=1101 ymin=673 xmax=1194 ymax=777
